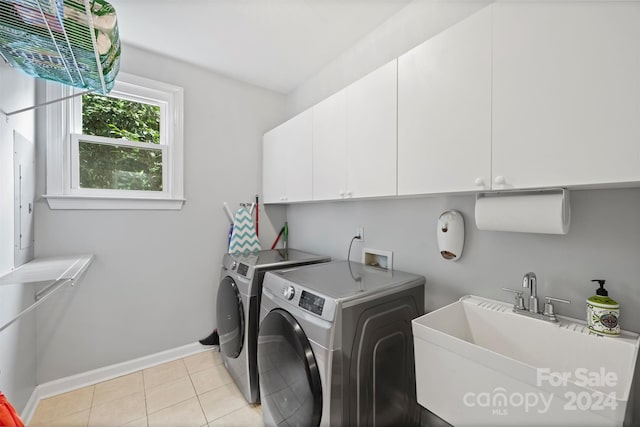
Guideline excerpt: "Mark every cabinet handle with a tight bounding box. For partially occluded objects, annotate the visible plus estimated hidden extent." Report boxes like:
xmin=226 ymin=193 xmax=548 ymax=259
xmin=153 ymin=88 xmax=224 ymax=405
xmin=339 ymin=191 xmax=345 ymax=197
xmin=474 ymin=177 xmax=485 ymax=187
xmin=346 ymin=191 xmax=352 ymax=198
xmin=494 ymin=176 xmax=506 ymax=185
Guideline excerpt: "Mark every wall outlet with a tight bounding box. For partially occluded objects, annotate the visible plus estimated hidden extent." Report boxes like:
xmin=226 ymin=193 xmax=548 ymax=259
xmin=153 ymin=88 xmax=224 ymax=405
xmin=356 ymin=227 xmax=364 ymax=241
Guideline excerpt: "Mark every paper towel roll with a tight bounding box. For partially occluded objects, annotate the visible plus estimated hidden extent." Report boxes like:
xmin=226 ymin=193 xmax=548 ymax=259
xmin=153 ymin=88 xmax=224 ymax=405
xmin=475 ymin=191 xmax=570 ymax=234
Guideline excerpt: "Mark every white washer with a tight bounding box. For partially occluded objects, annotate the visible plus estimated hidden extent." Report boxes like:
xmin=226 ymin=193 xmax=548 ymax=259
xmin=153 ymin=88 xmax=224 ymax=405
xmin=258 ymin=261 xmax=425 ymax=426
xmin=217 ymin=249 xmax=330 ymax=404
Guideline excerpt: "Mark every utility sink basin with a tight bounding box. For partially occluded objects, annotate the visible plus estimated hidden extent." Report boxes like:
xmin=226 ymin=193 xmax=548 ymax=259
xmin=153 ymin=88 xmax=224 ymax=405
xmin=412 ymin=295 xmax=640 ymax=426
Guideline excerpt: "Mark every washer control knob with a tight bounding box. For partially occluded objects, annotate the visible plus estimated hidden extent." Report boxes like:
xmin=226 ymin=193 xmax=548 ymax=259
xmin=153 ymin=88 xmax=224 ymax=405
xmin=231 ymin=261 xmax=237 ymax=270
xmin=283 ymin=285 xmax=295 ymax=301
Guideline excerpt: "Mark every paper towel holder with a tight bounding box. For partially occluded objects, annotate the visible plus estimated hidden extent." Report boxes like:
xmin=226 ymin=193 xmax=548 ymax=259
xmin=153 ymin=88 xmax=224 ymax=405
xmin=475 ymin=188 xmax=570 ymax=235
xmin=437 ymin=210 xmax=465 ymax=261
xmin=475 ymin=187 xmax=568 ymax=201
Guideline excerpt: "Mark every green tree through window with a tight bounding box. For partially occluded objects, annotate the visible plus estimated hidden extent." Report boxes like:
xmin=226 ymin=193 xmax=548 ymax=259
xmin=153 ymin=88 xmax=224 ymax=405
xmin=79 ymin=93 xmax=163 ymax=191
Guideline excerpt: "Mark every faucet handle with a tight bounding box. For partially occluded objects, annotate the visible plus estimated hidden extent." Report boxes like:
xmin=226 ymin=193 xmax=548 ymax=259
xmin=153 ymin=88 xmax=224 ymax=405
xmin=545 ymin=296 xmax=571 ymax=305
xmin=502 ymin=288 xmax=525 ymax=310
xmin=543 ymin=296 xmax=571 ymax=319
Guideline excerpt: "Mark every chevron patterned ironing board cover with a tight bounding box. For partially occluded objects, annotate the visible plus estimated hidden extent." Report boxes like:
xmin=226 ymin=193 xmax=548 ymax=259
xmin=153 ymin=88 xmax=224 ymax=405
xmin=228 ymin=207 xmax=261 ymax=254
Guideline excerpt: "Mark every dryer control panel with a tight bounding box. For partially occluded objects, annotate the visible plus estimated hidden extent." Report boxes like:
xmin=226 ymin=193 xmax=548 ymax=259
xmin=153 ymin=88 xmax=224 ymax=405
xmin=299 ymin=290 xmax=325 ymax=316
xmin=237 ymin=263 xmax=249 ymax=277
xmin=263 ymin=272 xmax=336 ymax=322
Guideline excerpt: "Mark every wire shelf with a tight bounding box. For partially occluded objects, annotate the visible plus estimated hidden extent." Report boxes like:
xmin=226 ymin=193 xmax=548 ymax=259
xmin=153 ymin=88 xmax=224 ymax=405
xmin=0 ymin=254 xmax=94 ymax=334
xmin=0 ymin=0 xmax=120 ymax=94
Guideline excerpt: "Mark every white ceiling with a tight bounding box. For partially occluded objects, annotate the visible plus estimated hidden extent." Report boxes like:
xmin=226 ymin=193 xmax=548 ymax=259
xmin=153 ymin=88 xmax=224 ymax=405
xmin=108 ymin=0 xmax=412 ymax=94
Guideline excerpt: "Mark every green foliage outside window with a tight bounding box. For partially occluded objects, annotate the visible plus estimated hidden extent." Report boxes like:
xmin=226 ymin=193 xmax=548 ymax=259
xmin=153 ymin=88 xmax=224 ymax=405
xmin=79 ymin=93 xmax=163 ymax=191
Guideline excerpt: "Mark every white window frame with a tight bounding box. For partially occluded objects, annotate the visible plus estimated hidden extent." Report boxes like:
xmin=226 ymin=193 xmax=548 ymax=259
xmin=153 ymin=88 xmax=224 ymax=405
xmin=44 ymin=72 xmax=184 ymax=210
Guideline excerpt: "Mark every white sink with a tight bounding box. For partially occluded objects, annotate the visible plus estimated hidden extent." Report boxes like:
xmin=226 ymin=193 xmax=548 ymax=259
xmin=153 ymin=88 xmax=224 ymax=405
xmin=412 ymin=295 xmax=640 ymax=426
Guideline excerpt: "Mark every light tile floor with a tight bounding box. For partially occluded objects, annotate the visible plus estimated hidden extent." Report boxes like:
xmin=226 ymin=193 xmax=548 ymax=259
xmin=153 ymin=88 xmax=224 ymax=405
xmin=29 ymin=349 xmax=262 ymax=427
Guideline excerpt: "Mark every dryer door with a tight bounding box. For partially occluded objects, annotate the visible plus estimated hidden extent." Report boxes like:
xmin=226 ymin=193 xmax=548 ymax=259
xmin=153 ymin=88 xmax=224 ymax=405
xmin=257 ymin=309 xmax=322 ymax=427
xmin=216 ymin=276 xmax=244 ymax=358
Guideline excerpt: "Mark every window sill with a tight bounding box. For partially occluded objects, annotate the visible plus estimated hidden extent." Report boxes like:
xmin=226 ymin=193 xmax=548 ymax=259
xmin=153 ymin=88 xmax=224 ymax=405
xmin=43 ymin=194 xmax=185 ymax=210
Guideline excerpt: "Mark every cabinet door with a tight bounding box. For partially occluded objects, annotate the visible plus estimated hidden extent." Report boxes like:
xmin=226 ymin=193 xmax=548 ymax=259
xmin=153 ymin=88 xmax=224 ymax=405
xmin=346 ymin=60 xmax=398 ymax=198
xmin=263 ymin=126 xmax=286 ymax=204
xmin=492 ymin=2 xmax=640 ymax=189
xmin=313 ymin=89 xmax=348 ymax=201
xmin=262 ymin=109 xmax=313 ymax=203
xmin=285 ymin=109 xmax=313 ymax=202
xmin=398 ymin=7 xmax=492 ymax=195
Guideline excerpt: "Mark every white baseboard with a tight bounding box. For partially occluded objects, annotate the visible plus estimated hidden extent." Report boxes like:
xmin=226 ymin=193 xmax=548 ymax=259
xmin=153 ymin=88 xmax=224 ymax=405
xmin=21 ymin=342 xmax=218 ymax=424
xmin=20 ymin=387 xmax=40 ymax=426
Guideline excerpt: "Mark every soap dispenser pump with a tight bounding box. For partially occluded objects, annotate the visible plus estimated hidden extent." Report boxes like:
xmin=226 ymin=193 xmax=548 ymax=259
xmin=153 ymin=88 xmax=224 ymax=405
xmin=586 ymin=279 xmax=620 ymax=336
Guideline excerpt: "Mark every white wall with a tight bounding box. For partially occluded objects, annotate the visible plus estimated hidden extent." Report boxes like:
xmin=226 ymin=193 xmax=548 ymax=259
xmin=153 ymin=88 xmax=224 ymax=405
xmin=286 ymin=0 xmax=492 ymax=115
xmin=0 ymin=61 xmax=37 ymax=411
xmin=34 ymin=44 xmax=287 ymax=383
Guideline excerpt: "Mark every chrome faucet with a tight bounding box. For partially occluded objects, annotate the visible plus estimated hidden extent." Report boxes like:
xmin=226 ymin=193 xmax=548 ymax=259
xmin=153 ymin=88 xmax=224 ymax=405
xmin=502 ymin=272 xmax=571 ymax=323
xmin=522 ymin=272 xmax=539 ymax=314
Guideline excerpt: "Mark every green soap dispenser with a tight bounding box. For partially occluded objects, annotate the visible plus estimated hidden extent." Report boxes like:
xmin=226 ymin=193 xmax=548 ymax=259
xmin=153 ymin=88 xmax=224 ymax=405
xmin=586 ymin=279 xmax=620 ymax=336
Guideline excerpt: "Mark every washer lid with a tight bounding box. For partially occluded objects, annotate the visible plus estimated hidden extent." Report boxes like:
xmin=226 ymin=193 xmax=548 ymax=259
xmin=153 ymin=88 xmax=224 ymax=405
xmin=267 ymin=261 xmax=425 ymax=302
xmin=227 ymin=249 xmax=330 ymax=269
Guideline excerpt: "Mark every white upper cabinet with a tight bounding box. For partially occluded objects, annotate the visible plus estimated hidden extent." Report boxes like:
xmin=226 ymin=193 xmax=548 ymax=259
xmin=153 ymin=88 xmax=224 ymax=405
xmin=313 ymin=60 xmax=398 ymax=201
xmin=312 ymin=89 xmax=348 ymax=201
xmin=398 ymin=6 xmax=492 ymax=195
xmin=268 ymin=61 xmax=397 ymax=204
xmin=262 ymin=109 xmax=313 ymax=203
xmin=492 ymin=2 xmax=640 ymax=190
xmin=346 ymin=60 xmax=398 ymax=199
xmin=265 ymin=2 xmax=640 ymax=204
xmin=262 ymin=127 xmax=285 ymax=204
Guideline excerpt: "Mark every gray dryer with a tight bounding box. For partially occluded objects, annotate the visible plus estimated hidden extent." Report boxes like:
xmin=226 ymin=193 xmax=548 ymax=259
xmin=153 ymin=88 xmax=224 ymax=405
xmin=258 ymin=260 xmax=425 ymax=426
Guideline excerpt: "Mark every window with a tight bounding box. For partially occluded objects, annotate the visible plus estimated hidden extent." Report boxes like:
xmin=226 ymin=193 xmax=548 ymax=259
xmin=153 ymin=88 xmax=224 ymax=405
xmin=75 ymin=93 xmax=163 ymax=192
xmin=44 ymin=73 xmax=184 ymax=210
